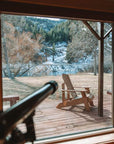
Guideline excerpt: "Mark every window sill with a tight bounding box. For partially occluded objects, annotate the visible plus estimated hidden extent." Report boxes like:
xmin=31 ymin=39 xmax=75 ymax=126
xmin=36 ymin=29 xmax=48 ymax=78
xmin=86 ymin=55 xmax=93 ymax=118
xmin=35 ymin=128 xmax=114 ymax=144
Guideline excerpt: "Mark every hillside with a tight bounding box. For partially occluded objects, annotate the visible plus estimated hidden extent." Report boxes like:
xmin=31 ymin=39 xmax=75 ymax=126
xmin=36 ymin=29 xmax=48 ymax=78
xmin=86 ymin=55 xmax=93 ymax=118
xmin=1 ymin=15 xmax=112 ymax=78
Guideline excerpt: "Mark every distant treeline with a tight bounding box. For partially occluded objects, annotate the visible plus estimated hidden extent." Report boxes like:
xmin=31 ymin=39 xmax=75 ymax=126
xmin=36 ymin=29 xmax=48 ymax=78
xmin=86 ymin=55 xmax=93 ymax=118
xmin=1 ymin=14 xmax=112 ymax=79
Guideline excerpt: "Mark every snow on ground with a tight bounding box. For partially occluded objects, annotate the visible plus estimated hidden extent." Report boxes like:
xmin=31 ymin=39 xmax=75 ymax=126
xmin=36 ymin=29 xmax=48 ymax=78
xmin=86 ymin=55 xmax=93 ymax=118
xmin=30 ymin=42 xmax=94 ymax=76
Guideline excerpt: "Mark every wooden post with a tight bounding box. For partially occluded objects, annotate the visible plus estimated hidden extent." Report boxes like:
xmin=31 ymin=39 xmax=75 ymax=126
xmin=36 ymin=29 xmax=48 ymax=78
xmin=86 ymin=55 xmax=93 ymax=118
xmin=0 ymin=13 xmax=3 ymax=111
xmin=98 ymin=22 xmax=104 ymax=116
xmin=112 ymin=23 xmax=114 ymax=127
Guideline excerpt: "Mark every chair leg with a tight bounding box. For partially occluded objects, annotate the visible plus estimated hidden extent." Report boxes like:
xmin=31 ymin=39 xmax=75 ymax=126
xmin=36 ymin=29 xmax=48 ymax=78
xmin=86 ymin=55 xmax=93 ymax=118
xmin=87 ymin=95 xmax=95 ymax=106
xmin=56 ymin=103 xmax=63 ymax=109
xmin=84 ymin=98 xmax=90 ymax=111
xmin=81 ymin=91 xmax=90 ymax=111
xmin=88 ymin=99 xmax=94 ymax=106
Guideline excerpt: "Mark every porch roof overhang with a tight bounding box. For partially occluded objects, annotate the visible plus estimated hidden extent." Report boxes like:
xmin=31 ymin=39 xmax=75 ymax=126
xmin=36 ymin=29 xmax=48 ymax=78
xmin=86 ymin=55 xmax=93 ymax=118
xmin=0 ymin=0 xmax=114 ymax=22
xmin=1 ymin=0 xmax=114 ymax=13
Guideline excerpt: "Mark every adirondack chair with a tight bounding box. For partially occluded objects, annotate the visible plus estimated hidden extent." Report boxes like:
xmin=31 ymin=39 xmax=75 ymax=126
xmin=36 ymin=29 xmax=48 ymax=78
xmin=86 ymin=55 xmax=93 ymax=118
xmin=56 ymin=74 xmax=94 ymax=111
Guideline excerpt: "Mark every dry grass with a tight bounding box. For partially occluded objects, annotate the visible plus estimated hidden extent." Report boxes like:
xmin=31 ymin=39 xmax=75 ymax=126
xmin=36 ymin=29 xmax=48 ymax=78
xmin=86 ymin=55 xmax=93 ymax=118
xmin=3 ymin=73 xmax=112 ymax=99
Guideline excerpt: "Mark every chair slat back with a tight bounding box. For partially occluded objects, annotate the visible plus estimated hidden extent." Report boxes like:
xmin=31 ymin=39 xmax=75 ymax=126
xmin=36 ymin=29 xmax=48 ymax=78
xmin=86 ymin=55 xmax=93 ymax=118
xmin=62 ymin=74 xmax=77 ymax=98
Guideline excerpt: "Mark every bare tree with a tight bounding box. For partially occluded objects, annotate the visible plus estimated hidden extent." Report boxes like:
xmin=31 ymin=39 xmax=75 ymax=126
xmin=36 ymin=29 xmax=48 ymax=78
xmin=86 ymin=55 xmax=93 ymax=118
xmin=66 ymin=21 xmax=98 ymax=74
xmin=2 ymin=21 xmax=43 ymax=78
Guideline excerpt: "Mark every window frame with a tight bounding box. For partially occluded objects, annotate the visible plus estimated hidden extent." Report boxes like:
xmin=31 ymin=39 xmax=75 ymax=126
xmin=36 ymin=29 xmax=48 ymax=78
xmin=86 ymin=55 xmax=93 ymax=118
xmin=35 ymin=128 xmax=114 ymax=144
xmin=0 ymin=1 xmax=114 ymax=143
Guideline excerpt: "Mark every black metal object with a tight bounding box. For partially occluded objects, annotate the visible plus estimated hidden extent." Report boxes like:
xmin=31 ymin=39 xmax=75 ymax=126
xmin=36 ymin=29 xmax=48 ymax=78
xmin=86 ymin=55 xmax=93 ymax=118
xmin=0 ymin=80 xmax=58 ymax=144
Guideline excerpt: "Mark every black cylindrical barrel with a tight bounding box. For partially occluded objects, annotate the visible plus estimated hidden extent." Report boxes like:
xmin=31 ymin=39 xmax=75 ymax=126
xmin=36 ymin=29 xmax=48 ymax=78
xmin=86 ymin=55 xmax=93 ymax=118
xmin=0 ymin=81 xmax=58 ymax=139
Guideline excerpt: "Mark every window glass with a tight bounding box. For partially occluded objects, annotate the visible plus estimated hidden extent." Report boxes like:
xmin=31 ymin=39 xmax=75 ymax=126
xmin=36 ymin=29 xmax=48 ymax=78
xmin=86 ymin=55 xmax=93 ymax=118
xmin=1 ymin=14 xmax=112 ymax=141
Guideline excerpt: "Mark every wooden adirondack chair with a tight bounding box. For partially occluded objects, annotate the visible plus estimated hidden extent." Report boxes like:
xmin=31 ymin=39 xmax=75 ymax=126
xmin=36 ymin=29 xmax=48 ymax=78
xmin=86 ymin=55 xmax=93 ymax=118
xmin=56 ymin=74 xmax=94 ymax=111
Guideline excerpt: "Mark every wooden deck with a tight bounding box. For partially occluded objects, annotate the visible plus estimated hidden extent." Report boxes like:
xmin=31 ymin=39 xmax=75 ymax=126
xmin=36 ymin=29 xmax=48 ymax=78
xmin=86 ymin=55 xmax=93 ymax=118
xmin=17 ymin=92 xmax=112 ymax=141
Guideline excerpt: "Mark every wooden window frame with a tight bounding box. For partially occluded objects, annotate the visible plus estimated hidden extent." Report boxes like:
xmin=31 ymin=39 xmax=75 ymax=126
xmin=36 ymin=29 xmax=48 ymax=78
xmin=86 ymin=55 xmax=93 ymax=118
xmin=0 ymin=1 xmax=114 ymax=143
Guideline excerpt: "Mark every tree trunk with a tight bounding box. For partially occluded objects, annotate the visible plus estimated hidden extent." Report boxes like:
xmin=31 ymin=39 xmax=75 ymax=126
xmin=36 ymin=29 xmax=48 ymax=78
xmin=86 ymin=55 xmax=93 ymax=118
xmin=52 ymin=55 xmax=54 ymax=62
xmin=3 ymin=39 xmax=12 ymax=79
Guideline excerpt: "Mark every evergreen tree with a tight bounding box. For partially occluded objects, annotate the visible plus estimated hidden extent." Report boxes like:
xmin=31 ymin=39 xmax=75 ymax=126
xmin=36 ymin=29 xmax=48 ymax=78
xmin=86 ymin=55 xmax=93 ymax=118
xmin=45 ymin=20 xmax=71 ymax=44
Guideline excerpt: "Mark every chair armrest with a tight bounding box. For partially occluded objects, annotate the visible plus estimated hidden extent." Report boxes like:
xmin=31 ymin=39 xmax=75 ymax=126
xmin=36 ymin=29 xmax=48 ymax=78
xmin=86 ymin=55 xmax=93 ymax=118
xmin=74 ymin=86 xmax=91 ymax=88
xmin=61 ymin=89 xmax=87 ymax=92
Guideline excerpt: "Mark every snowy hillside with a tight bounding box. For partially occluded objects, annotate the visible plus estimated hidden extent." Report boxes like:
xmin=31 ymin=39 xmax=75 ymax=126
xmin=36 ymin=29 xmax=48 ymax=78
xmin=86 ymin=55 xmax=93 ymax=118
xmin=29 ymin=42 xmax=94 ymax=76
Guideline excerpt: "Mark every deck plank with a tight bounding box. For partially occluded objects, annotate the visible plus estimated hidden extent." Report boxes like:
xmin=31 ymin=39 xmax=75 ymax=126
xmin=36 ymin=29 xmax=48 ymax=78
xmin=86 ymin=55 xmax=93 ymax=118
xmin=17 ymin=94 xmax=112 ymax=140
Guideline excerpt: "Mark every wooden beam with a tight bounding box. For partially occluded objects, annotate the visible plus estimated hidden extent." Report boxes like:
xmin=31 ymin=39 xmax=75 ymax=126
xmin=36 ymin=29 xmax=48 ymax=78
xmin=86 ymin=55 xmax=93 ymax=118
xmin=2 ymin=0 xmax=114 ymax=14
xmin=83 ymin=21 xmax=101 ymax=40
xmin=0 ymin=14 xmax=3 ymax=111
xmin=104 ymin=28 xmax=112 ymax=39
xmin=112 ymin=23 xmax=114 ymax=127
xmin=0 ymin=1 xmax=114 ymax=22
xmin=98 ymin=22 xmax=104 ymax=117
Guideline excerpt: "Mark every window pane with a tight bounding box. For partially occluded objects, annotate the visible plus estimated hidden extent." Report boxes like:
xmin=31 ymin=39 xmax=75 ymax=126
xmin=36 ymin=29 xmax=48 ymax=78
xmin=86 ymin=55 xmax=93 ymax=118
xmin=1 ymin=14 xmax=112 ymax=141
